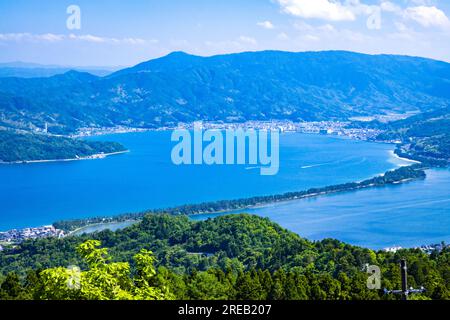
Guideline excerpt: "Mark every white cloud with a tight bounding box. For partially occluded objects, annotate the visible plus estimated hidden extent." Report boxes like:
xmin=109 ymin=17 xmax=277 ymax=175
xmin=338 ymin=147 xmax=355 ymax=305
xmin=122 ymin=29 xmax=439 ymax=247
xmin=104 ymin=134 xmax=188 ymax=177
xmin=0 ymin=33 xmax=64 ymax=42
xmin=70 ymin=34 xmax=151 ymax=45
xmin=277 ymin=0 xmax=356 ymax=21
xmin=293 ymin=21 xmax=314 ymax=31
xmin=380 ymin=1 xmax=402 ymax=14
xmin=70 ymin=34 xmax=106 ymax=43
xmin=394 ymin=22 xmax=408 ymax=32
xmin=404 ymin=6 xmax=450 ymax=28
xmin=238 ymin=36 xmax=257 ymax=45
xmin=39 ymin=33 xmax=65 ymax=42
xmin=123 ymin=37 xmax=153 ymax=45
xmin=257 ymin=21 xmax=275 ymax=29
xmin=204 ymin=36 xmax=258 ymax=54
xmin=0 ymin=33 xmax=154 ymax=45
xmin=317 ymin=24 xmax=336 ymax=32
xmin=304 ymin=34 xmax=320 ymax=41
xmin=408 ymin=0 xmax=434 ymax=5
xmin=277 ymin=32 xmax=290 ymax=40
xmin=277 ymin=0 xmax=450 ymax=31
xmin=293 ymin=21 xmax=335 ymax=33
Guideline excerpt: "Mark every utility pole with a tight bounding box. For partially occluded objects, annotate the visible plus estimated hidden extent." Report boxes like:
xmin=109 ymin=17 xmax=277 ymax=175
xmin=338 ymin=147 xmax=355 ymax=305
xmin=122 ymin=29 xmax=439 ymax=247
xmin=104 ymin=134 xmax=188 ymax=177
xmin=400 ymin=259 xmax=408 ymax=300
xmin=384 ymin=259 xmax=425 ymax=300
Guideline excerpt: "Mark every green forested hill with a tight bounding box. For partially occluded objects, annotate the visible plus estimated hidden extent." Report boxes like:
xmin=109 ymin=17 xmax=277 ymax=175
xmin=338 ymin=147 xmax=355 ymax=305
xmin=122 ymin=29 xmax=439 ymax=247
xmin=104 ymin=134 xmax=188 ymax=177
xmin=0 ymin=130 xmax=126 ymax=162
xmin=377 ymin=107 xmax=450 ymax=164
xmin=1 ymin=51 xmax=450 ymax=134
xmin=0 ymin=214 xmax=448 ymax=300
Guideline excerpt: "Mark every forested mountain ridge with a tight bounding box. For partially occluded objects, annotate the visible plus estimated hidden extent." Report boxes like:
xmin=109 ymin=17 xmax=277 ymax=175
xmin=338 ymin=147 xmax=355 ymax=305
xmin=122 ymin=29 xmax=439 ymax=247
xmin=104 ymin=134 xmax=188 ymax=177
xmin=1 ymin=50 xmax=450 ymax=134
xmin=0 ymin=214 xmax=448 ymax=300
xmin=377 ymin=107 xmax=450 ymax=164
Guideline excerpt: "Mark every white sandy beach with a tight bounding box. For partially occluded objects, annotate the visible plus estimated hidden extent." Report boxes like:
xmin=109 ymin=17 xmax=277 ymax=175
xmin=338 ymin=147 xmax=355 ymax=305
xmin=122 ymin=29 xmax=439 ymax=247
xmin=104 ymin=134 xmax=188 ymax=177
xmin=1 ymin=150 xmax=129 ymax=165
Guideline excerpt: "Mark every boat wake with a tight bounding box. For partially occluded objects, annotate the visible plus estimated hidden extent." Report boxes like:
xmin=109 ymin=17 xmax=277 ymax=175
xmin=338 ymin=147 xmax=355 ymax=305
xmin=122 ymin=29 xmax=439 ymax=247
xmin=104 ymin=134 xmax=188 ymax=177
xmin=301 ymin=157 xmax=367 ymax=170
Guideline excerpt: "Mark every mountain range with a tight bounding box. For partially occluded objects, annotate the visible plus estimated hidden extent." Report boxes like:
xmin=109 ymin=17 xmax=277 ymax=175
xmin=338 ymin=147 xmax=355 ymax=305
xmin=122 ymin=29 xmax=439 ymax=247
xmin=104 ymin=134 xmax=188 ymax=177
xmin=0 ymin=62 xmax=119 ymax=78
xmin=1 ymin=50 xmax=450 ymax=134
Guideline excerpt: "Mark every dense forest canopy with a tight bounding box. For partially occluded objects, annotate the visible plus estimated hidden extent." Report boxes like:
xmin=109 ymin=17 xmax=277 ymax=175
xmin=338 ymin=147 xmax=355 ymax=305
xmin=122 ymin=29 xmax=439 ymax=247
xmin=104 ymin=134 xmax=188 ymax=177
xmin=0 ymin=130 xmax=126 ymax=162
xmin=1 ymin=214 xmax=448 ymax=300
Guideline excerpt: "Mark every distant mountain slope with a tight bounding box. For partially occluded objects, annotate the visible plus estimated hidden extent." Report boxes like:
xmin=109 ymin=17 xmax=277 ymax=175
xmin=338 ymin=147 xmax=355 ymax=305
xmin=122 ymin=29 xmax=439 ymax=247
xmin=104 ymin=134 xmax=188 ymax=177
xmin=0 ymin=62 xmax=118 ymax=78
xmin=0 ymin=67 xmax=113 ymax=78
xmin=1 ymin=51 xmax=450 ymax=134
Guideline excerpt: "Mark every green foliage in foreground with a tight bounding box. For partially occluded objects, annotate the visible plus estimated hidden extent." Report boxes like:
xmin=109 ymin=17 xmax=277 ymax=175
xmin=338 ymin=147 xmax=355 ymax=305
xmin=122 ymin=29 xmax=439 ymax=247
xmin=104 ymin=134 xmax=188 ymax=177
xmin=0 ymin=130 xmax=126 ymax=162
xmin=1 ymin=240 xmax=171 ymax=300
xmin=0 ymin=215 xmax=449 ymax=300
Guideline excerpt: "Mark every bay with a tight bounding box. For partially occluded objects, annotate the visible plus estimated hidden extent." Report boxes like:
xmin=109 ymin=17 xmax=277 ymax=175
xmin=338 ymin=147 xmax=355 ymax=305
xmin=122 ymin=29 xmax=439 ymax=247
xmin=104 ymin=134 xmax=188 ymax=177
xmin=0 ymin=131 xmax=417 ymax=234
xmin=191 ymin=168 xmax=450 ymax=249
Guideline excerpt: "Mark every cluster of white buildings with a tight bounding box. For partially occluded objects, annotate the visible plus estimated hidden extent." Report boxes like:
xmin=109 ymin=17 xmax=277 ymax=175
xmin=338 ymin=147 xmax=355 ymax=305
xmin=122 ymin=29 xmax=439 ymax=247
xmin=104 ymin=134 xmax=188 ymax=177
xmin=383 ymin=243 xmax=448 ymax=254
xmin=383 ymin=246 xmax=404 ymax=253
xmin=175 ymin=120 xmax=383 ymax=141
xmin=418 ymin=243 xmax=448 ymax=254
xmin=73 ymin=126 xmax=149 ymax=137
xmin=0 ymin=225 xmax=65 ymax=243
xmin=72 ymin=120 xmax=384 ymax=141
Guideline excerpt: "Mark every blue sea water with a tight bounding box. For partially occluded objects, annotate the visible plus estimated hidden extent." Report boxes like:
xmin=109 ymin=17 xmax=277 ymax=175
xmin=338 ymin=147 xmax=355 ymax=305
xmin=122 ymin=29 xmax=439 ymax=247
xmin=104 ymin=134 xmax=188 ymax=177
xmin=191 ymin=169 xmax=450 ymax=249
xmin=1 ymin=131 xmax=448 ymax=248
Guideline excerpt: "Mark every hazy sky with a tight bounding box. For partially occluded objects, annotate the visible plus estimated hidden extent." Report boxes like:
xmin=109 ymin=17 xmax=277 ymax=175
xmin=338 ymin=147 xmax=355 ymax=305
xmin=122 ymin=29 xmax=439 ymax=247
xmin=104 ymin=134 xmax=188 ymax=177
xmin=0 ymin=0 xmax=449 ymax=66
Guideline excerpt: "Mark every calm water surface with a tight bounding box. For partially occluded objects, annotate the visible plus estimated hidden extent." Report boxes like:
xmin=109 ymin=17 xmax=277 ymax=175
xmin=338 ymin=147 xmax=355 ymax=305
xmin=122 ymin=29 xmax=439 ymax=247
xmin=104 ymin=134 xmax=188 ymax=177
xmin=2 ymin=131 xmax=446 ymax=248
xmin=191 ymin=168 xmax=450 ymax=249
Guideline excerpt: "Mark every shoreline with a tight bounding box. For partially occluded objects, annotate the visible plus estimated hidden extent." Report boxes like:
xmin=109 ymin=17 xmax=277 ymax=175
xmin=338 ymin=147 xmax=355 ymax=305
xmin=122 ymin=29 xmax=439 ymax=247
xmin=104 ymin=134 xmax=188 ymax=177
xmin=0 ymin=172 xmax=433 ymax=250
xmin=389 ymin=150 xmax=421 ymax=165
xmin=0 ymin=150 xmax=129 ymax=165
xmin=0 ymin=134 xmax=425 ymax=228
xmin=203 ymin=179 xmax=418 ymax=214
xmin=70 ymin=121 xmax=380 ymax=139
xmin=0 ymin=167 xmax=424 ymax=235
xmin=51 ymin=166 xmax=426 ymax=237
xmin=1 ymin=130 xmax=442 ymax=248
xmin=71 ymin=127 xmax=152 ymax=138
xmin=68 ymin=220 xmax=139 ymax=237
xmin=188 ymin=177 xmax=420 ymax=219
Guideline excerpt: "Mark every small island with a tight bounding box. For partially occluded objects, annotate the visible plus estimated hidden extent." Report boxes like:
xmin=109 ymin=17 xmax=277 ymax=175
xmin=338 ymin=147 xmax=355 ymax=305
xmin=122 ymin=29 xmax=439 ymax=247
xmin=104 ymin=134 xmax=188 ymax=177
xmin=0 ymin=130 xmax=127 ymax=163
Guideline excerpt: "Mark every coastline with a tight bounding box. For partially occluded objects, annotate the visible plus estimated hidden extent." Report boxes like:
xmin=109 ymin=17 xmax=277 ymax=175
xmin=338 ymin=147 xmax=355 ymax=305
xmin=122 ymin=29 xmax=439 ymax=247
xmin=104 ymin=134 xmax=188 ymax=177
xmin=51 ymin=165 xmax=426 ymax=236
xmin=0 ymin=174 xmax=422 ymax=242
xmin=68 ymin=220 xmax=139 ymax=237
xmin=185 ymin=177 xmax=421 ymax=219
xmin=71 ymin=127 xmax=152 ymax=138
xmin=389 ymin=149 xmax=421 ymax=165
xmin=0 ymin=165 xmax=424 ymax=236
xmin=0 ymin=150 xmax=129 ymax=165
xmin=2 ymin=129 xmax=443 ymax=248
xmin=1 ymin=172 xmax=428 ymax=245
xmin=208 ymin=178 xmax=419 ymax=214
xmin=0 ymin=132 xmax=427 ymax=235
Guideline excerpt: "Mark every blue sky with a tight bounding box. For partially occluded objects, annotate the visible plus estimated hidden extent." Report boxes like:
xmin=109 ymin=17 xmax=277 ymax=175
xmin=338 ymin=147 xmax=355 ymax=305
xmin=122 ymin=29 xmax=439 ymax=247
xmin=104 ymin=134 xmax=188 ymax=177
xmin=0 ymin=0 xmax=449 ymax=66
